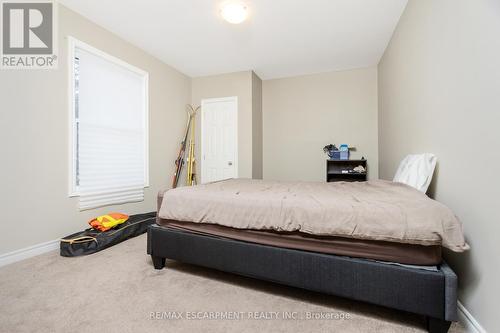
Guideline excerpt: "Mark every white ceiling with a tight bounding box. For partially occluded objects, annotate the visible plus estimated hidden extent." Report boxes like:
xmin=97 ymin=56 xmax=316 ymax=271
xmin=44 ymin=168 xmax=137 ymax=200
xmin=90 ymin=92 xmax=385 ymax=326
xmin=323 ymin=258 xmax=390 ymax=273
xmin=59 ymin=0 xmax=408 ymax=80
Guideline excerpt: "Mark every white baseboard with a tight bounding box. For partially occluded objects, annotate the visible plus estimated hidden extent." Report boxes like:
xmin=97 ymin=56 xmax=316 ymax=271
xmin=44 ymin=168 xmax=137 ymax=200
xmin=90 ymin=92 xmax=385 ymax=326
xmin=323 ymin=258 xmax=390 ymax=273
xmin=0 ymin=239 xmax=60 ymax=268
xmin=458 ymin=301 xmax=487 ymax=333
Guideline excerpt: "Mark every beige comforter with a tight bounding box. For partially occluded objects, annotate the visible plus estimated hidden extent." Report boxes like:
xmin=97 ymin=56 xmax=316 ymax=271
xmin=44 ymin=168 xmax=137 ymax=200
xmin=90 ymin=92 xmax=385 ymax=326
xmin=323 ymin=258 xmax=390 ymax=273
xmin=159 ymin=179 xmax=469 ymax=252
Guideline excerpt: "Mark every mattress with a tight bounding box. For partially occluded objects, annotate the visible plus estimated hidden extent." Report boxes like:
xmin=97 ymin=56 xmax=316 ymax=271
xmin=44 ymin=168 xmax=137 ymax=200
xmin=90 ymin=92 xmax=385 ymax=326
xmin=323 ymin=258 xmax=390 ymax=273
xmin=159 ymin=179 xmax=469 ymax=251
xmin=160 ymin=219 xmax=442 ymax=265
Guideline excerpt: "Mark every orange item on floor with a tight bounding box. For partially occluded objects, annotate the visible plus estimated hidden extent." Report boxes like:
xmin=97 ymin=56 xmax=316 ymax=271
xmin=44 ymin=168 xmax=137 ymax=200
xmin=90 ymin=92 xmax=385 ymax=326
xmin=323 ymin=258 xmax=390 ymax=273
xmin=89 ymin=213 xmax=129 ymax=232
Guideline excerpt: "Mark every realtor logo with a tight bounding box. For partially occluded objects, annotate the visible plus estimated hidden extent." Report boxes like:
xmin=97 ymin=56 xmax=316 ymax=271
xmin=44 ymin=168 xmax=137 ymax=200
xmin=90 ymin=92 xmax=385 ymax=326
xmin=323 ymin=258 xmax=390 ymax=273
xmin=1 ymin=0 xmax=57 ymax=69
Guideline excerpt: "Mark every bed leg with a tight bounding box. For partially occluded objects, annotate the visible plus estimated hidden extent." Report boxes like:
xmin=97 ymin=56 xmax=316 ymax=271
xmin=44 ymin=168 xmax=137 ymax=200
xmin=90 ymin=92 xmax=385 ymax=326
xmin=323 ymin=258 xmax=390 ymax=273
xmin=426 ymin=317 xmax=451 ymax=333
xmin=151 ymin=255 xmax=165 ymax=270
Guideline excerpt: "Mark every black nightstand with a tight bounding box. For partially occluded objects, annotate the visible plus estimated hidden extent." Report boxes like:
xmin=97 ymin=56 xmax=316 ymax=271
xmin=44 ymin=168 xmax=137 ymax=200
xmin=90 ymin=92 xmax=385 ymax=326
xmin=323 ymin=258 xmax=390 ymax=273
xmin=326 ymin=159 xmax=367 ymax=182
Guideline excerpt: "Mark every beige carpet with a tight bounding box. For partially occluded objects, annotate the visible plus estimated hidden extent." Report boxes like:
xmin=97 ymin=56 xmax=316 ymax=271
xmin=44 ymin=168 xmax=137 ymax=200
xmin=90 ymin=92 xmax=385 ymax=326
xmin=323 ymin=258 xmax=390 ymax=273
xmin=0 ymin=234 xmax=464 ymax=333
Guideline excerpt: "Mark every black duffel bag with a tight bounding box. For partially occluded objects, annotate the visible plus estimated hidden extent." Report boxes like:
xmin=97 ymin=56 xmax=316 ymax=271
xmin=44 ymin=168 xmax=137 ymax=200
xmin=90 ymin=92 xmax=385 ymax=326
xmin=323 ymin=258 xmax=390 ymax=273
xmin=60 ymin=212 xmax=156 ymax=257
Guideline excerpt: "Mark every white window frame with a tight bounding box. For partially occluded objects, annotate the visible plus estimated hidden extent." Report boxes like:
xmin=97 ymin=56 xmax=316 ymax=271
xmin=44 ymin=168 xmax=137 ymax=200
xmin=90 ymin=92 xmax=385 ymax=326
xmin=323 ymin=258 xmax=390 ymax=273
xmin=67 ymin=36 xmax=149 ymax=197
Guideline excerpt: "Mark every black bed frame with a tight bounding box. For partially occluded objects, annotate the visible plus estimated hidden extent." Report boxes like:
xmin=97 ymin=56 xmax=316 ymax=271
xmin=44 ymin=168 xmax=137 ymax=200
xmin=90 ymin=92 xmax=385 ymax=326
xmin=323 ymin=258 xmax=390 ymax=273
xmin=147 ymin=224 xmax=457 ymax=333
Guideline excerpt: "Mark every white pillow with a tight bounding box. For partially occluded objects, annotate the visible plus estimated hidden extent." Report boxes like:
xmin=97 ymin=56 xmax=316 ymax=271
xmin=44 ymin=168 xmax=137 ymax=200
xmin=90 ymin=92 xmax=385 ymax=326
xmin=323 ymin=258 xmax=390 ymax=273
xmin=393 ymin=154 xmax=437 ymax=193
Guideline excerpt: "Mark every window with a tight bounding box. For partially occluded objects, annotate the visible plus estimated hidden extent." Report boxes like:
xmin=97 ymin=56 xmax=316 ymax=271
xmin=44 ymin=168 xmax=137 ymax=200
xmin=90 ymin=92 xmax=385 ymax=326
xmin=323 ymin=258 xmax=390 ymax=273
xmin=69 ymin=37 xmax=149 ymax=210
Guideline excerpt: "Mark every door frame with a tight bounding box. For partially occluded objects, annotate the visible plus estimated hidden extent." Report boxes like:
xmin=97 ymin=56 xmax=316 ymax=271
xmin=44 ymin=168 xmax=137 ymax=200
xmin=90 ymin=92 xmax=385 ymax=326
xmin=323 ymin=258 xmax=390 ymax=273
xmin=200 ymin=96 xmax=239 ymax=184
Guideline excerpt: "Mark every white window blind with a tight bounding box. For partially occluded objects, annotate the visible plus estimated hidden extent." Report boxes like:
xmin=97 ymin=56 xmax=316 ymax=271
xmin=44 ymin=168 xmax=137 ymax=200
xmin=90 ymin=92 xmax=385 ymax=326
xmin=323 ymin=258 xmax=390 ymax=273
xmin=70 ymin=38 xmax=148 ymax=210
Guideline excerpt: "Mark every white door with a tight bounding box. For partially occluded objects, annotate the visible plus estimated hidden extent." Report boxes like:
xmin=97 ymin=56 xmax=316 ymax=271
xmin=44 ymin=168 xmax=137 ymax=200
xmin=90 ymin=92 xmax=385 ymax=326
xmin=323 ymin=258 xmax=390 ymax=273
xmin=201 ymin=97 xmax=238 ymax=183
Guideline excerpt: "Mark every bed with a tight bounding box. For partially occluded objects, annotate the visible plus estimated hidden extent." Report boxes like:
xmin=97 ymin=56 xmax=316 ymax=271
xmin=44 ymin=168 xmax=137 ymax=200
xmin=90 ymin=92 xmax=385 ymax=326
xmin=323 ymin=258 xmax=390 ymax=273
xmin=148 ymin=179 xmax=468 ymax=333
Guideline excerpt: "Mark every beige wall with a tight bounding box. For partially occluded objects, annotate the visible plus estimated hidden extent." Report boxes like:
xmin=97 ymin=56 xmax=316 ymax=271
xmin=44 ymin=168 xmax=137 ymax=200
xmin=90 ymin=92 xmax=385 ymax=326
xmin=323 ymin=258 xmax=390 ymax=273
xmin=191 ymin=71 xmax=255 ymax=179
xmin=378 ymin=0 xmax=500 ymax=331
xmin=252 ymin=72 xmax=263 ymax=179
xmin=0 ymin=5 xmax=191 ymax=254
xmin=263 ymin=67 xmax=379 ymax=182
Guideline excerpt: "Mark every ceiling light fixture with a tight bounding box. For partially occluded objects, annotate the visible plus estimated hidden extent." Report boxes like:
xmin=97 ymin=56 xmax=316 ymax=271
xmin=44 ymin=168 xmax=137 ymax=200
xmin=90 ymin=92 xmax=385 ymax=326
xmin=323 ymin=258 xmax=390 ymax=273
xmin=220 ymin=1 xmax=248 ymax=24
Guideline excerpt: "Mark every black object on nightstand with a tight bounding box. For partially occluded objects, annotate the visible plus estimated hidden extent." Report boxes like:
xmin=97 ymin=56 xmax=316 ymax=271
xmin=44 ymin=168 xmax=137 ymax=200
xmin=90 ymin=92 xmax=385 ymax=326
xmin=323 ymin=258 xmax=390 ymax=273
xmin=326 ymin=159 xmax=367 ymax=182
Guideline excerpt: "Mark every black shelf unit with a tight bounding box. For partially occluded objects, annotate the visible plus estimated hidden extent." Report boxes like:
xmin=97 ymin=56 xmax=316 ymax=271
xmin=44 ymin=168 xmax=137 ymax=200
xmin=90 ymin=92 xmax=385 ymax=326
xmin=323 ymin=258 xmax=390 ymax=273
xmin=326 ymin=159 xmax=367 ymax=182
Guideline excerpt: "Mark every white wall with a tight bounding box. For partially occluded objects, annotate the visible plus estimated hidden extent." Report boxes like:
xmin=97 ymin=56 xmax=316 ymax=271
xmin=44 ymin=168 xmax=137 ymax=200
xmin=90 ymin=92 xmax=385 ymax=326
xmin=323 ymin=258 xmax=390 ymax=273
xmin=0 ymin=5 xmax=191 ymax=254
xmin=191 ymin=71 xmax=258 ymax=179
xmin=378 ymin=1 xmax=500 ymax=331
xmin=252 ymin=72 xmax=263 ymax=179
xmin=263 ymin=67 xmax=379 ymax=181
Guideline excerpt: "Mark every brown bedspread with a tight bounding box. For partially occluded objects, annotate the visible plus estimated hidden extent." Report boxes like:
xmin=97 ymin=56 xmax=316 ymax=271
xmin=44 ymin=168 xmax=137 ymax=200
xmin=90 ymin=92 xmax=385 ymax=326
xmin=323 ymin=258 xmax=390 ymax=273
xmin=161 ymin=219 xmax=442 ymax=265
xmin=159 ymin=179 xmax=469 ymax=251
